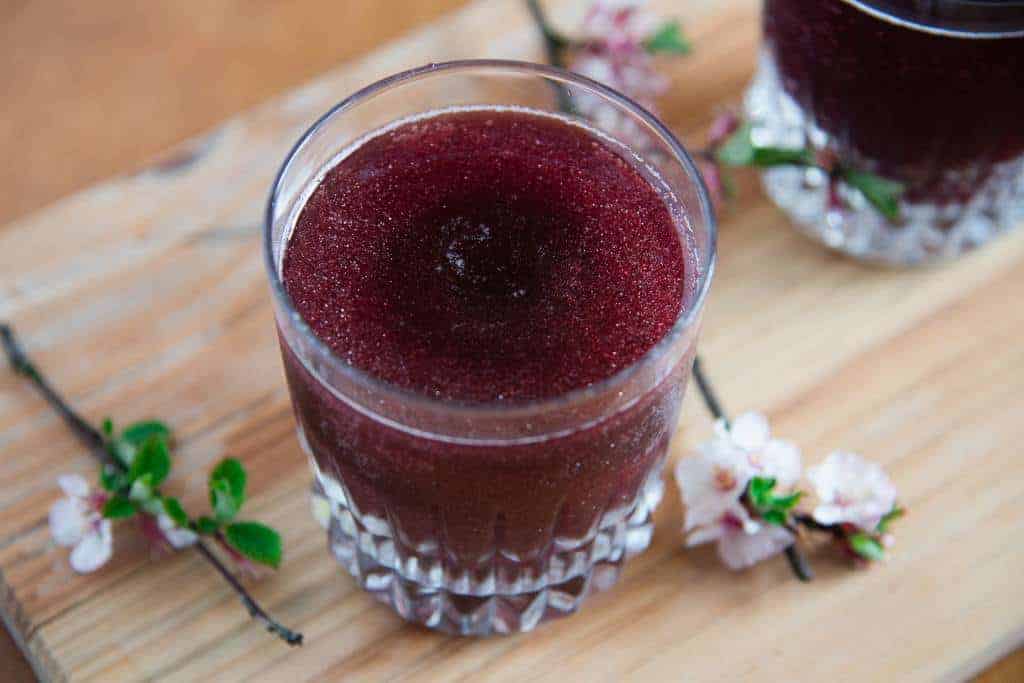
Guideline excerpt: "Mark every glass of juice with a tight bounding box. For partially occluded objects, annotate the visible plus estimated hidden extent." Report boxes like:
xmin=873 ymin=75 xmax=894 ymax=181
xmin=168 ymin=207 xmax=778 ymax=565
xmin=264 ymin=60 xmax=716 ymax=635
xmin=746 ymin=0 xmax=1024 ymax=265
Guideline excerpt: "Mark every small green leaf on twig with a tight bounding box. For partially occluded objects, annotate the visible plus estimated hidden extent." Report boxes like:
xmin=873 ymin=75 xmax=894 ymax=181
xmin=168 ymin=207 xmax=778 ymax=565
xmin=211 ymin=458 xmax=246 ymax=506
xmin=99 ymin=465 xmax=128 ymax=493
xmin=849 ymin=532 xmax=885 ymax=561
xmin=210 ymin=458 xmax=247 ymax=521
xmin=752 ymin=147 xmax=814 ymax=167
xmin=102 ymin=496 xmax=136 ymax=519
xmin=162 ymin=497 xmax=189 ymax=528
xmin=121 ymin=420 xmax=172 ymax=448
xmin=747 ymin=476 xmax=777 ymax=508
xmin=716 ymin=123 xmax=755 ymax=166
xmin=716 ymin=123 xmax=813 ymax=168
xmin=645 ymin=20 xmax=691 ymax=55
xmin=225 ymin=521 xmax=283 ymax=568
xmin=130 ymin=436 xmax=171 ymax=487
xmin=762 ymin=509 xmax=787 ymax=526
xmin=842 ymin=168 xmax=904 ymax=221
xmin=196 ymin=516 xmax=220 ymax=535
xmin=877 ymin=506 xmax=905 ymax=534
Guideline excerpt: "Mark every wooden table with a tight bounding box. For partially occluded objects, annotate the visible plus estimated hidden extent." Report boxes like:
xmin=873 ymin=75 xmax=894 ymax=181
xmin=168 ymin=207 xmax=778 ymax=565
xmin=1 ymin=1 xmax=1021 ymax=680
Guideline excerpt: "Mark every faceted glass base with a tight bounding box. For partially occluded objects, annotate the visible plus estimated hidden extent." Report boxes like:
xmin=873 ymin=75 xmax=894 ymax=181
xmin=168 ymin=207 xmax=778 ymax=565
xmin=311 ymin=459 xmax=663 ymax=636
xmin=745 ymin=50 xmax=1024 ymax=266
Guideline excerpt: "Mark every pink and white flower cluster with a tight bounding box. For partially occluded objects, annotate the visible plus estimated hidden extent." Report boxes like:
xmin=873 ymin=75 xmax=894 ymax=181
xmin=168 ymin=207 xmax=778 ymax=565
xmin=675 ymin=412 xmax=900 ymax=570
xmin=49 ymin=473 xmax=196 ymax=574
xmin=569 ymin=1 xmax=674 ymax=141
xmin=675 ymin=413 xmax=801 ymax=569
xmin=572 ymin=1 xmax=668 ymax=110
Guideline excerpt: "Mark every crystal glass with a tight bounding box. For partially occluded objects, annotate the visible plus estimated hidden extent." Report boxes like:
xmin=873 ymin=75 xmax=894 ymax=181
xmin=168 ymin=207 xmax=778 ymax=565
xmin=264 ymin=61 xmax=716 ymax=635
xmin=746 ymin=0 xmax=1024 ymax=265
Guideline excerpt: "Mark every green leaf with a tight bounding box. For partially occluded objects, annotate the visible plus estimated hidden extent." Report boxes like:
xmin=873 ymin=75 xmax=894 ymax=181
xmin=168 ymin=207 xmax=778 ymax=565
xmin=129 ymin=436 xmax=172 ymax=487
xmin=842 ymin=168 xmax=904 ymax=222
xmin=747 ymin=476 xmax=776 ymax=508
xmin=225 ymin=522 xmax=282 ymax=569
xmin=210 ymin=479 xmax=241 ymax=522
xmin=716 ymin=123 xmax=755 ymax=166
xmin=877 ymin=506 xmax=905 ymax=533
xmin=102 ymin=496 xmax=137 ymax=519
xmin=196 ymin=516 xmax=220 ymax=535
xmin=121 ymin=420 xmax=172 ymax=447
xmin=771 ymin=490 xmax=803 ymax=512
xmin=99 ymin=465 xmax=127 ymax=493
xmin=162 ymin=497 xmax=189 ymax=528
xmin=209 ymin=458 xmax=247 ymax=517
xmin=751 ymin=146 xmax=814 ymax=167
xmin=761 ymin=509 xmax=787 ymax=526
xmin=644 ymin=20 xmax=691 ymax=55
xmin=849 ymin=533 xmax=885 ymax=561
xmin=101 ymin=418 xmax=114 ymax=438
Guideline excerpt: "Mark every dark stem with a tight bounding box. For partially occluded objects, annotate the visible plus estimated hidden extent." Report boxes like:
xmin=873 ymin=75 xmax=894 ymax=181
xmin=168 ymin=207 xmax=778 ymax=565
xmin=794 ymin=513 xmax=846 ymax=541
xmin=784 ymin=544 xmax=814 ymax=582
xmin=2 ymin=324 xmax=107 ymax=459
xmin=691 ymin=356 xmax=728 ymax=428
xmin=196 ymin=538 xmax=303 ymax=645
xmin=525 ymin=0 xmax=576 ymax=113
xmin=1 ymin=322 xmax=303 ymax=647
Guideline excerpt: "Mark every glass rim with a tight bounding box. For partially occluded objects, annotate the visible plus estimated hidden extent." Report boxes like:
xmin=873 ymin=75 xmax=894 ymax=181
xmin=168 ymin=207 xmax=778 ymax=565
xmin=264 ymin=59 xmax=717 ymax=421
xmin=841 ymin=0 xmax=1024 ymax=37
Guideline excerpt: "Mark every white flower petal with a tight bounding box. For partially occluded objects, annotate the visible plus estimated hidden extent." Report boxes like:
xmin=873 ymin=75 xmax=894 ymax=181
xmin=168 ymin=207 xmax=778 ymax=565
xmin=811 ymin=503 xmax=845 ymax=526
xmin=310 ymin=494 xmax=332 ymax=530
xmin=69 ymin=521 xmax=113 ymax=573
xmin=50 ymin=498 xmax=88 ymax=547
xmin=57 ymin=474 xmax=90 ymax=499
xmin=686 ymin=524 xmax=722 ymax=547
xmin=807 ymin=451 xmax=897 ymax=531
xmin=675 ymin=453 xmax=749 ymax=531
xmin=760 ymin=439 xmax=802 ymax=487
xmin=157 ymin=514 xmax=198 ymax=549
xmin=718 ymin=524 xmax=793 ymax=570
xmin=730 ymin=412 xmax=771 ymax=452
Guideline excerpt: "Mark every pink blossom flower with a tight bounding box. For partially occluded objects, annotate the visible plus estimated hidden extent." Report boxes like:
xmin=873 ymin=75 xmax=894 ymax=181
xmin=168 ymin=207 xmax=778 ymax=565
xmin=807 ymin=451 xmax=898 ymax=532
xmin=687 ymin=512 xmax=795 ymax=570
xmin=721 ymin=412 xmax=802 ymax=488
xmin=569 ymin=1 xmax=668 ymax=143
xmin=675 ymin=413 xmax=802 ymax=569
xmin=49 ymin=474 xmax=113 ymax=573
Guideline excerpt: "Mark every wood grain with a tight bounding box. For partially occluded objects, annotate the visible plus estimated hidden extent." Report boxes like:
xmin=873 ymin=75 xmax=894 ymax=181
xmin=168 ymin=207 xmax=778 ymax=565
xmin=1 ymin=0 xmax=1022 ymax=680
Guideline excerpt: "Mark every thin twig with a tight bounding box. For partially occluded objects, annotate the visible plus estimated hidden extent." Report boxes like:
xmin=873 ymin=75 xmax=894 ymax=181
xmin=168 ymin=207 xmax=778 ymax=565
xmin=195 ymin=538 xmax=303 ymax=645
xmin=1 ymin=322 xmax=303 ymax=646
xmin=2 ymin=324 xmax=107 ymax=458
xmin=784 ymin=545 xmax=814 ymax=582
xmin=525 ymin=0 xmax=576 ymax=113
xmin=691 ymin=356 xmax=728 ymax=427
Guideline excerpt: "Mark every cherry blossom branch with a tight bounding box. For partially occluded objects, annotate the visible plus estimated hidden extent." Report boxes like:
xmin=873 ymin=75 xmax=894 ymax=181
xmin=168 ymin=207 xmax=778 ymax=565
xmin=1 ymin=322 xmax=303 ymax=646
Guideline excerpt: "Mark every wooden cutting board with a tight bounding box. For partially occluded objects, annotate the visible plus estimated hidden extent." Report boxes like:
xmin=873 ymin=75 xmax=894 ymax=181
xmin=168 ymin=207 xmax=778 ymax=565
xmin=2 ymin=0 xmax=1022 ymax=680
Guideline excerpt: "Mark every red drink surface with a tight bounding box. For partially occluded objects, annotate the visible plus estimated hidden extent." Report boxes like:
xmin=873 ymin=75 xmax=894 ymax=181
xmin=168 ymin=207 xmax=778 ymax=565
xmin=764 ymin=0 xmax=1024 ymax=202
xmin=278 ymin=108 xmax=696 ymax=584
xmin=283 ymin=108 xmax=688 ymax=402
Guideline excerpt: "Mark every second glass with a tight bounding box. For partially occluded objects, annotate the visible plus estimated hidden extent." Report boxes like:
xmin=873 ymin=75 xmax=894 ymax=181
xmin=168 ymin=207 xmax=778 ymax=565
xmin=747 ymin=0 xmax=1024 ymax=265
xmin=265 ymin=61 xmax=716 ymax=635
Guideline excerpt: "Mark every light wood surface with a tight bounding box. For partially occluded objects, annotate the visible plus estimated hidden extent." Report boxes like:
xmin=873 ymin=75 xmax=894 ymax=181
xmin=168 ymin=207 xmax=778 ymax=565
xmin=2 ymin=0 xmax=1022 ymax=680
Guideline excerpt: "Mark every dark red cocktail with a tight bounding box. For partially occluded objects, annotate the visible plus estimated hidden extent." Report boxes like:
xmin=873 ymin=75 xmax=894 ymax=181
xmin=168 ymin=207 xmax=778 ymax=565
xmin=265 ymin=62 xmax=715 ymax=635
xmin=747 ymin=0 xmax=1024 ymax=264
